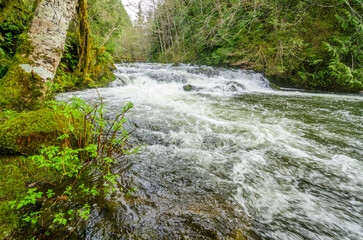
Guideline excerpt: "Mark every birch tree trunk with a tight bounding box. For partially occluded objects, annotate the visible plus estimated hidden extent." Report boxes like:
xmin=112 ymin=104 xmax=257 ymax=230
xmin=23 ymin=0 xmax=78 ymax=81
xmin=0 ymin=0 xmax=78 ymax=110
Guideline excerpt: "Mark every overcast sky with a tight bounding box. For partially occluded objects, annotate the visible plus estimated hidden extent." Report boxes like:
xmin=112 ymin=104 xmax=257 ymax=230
xmin=121 ymin=0 xmax=154 ymax=22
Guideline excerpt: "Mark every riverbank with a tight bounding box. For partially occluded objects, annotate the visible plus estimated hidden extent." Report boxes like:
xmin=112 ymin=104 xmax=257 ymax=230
xmin=150 ymin=0 xmax=362 ymax=93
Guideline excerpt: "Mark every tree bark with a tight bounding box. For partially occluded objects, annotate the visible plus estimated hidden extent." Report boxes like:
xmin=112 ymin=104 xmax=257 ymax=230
xmin=24 ymin=0 xmax=78 ymax=81
xmin=0 ymin=0 xmax=78 ymax=110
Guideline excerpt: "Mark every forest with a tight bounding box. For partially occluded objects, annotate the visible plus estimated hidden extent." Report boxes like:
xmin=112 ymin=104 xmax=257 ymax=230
xmin=0 ymin=0 xmax=362 ymax=239
xmin=151 ymin=0 xmax=362 ymax=92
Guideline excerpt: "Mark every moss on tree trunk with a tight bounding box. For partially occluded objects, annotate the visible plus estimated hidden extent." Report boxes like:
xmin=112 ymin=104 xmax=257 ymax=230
xmin=0 ymin=37 xmax=44 ymax=111
xmin=76 ymin=0 xmax=93 ymax=83
xmin=0 ymin=0 xmax=78 ymax=110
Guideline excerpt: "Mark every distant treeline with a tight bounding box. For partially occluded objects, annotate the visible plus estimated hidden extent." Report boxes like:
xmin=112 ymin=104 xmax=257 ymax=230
xmin=150 ymin=0 xmax=362 ymax=92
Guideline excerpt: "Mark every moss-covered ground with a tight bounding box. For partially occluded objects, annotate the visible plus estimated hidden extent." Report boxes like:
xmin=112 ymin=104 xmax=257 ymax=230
xmin=0 ymin=107 xmax=89 ymax=156
xmin=0 ymin=155 xmax=56 ymax=239
xmin=0 ymin=156 xmax=25 ymax=239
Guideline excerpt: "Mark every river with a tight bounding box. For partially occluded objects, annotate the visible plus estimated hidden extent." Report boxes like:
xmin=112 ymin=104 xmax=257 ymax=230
xmin=58 ymin=63 xmax=363 ymax=239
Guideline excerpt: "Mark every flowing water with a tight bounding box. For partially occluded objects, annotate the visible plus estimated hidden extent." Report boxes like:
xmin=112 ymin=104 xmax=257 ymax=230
xmin=58 ymin=63 xmax=363 ymax=239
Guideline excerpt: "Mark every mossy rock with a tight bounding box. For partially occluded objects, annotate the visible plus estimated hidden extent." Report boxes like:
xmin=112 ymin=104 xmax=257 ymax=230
xmin=268 ymin=82 xmax=280 ymax=90
xmin=0 ymin=155 xmax=33 ymax=238
xmin=91 ymin=63 xmax=116 ymax=87
xmin=0 ymin=155 xmax=24 ymax=239
xmin=0 ymin=154 xmax=59 ymax=239
xmin=0 ymin=59 xmax=10 ymax=79
xmin=108 ymin=63 xmax=117 ymax=71
xmin=0 ymin=108 xmax=91 ymax=156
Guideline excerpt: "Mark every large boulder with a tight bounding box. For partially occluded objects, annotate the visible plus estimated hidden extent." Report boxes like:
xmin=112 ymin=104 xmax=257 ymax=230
xmin=0 ymin=108 xmax=90 ymax=156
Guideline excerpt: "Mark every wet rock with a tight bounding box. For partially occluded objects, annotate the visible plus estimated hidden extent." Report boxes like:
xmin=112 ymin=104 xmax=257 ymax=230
xmin=226 ymin=81 xmax=246 ymax=92
xmin=214 ymin=81 xmax=246 ymax=92
xmin=108 ymin=63 xmax=117 ymax=71
xmin=109 ymin=75 xmax=132 ymax=87
xmin=71 ymin=168 xmax=251 ymax=239
xmin=183 ymin=84 xmax=202 ymax=92
xmin=109 ymin=79 xmax=123 ymax=87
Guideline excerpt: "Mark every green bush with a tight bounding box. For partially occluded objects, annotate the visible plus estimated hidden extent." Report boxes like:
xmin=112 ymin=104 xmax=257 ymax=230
xmin=5 ymin=97 xmax=139 ymax=238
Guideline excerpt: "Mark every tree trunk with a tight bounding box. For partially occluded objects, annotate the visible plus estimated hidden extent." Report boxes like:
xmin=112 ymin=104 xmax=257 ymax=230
xmin=0 ymin=0 xmax=78 ymax=110
xmin=76 ymin=0 xmax=92 ymax=80
xmin=25 ymin=0 xmax=78 ymax=81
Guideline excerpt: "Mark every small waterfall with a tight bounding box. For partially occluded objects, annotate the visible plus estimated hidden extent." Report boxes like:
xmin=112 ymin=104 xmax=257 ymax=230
xmin=111 ymin=63 xmax=272 ymax=94
xmin=57 ymin=63 xmax=363 ymax=240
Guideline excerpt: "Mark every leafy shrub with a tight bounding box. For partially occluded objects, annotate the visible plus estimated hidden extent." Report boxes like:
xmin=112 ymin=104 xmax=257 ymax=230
xmin=8 ymin=95 xmax=139 ymax=238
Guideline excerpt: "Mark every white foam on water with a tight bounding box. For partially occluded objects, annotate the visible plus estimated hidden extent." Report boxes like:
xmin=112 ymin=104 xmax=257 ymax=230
xmin=57 ymin=63 xmax=363 ymax=240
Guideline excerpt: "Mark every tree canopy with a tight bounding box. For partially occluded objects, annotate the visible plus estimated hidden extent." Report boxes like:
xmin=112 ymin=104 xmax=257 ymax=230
xmin=150 ymin=0 xmax=363 ymax=92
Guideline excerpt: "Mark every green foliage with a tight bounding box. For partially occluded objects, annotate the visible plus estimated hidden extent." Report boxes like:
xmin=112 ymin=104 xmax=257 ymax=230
xmin=0 ymin=1 xmax=37 ymax=102
xmin=77 ymin=203 xmax=91 ymax=220
xmin=62 ymin=33 xmax=79 ymax=72
xmin=0 ymin=31 xmax=47 ymax=111
xmin=53 ymin=212 xmax=67 ymax=225
xmin=0 ymin=108 xmax=18 ymax=122
xmin=151 ymin=0 xmax=362 ymax=92
xmin=6 ymin=96 xmax=139 ymax=238
xmin=54 ymin=12 xmax=119 ymax=91
xmin=8 ymin=188 xmax=43 ymax=210
xmin=0 ymin=155 xmax=46 ymax=238
xmin=0 ymin=1 xmax=33 ymax=58
xmin=0 ymin=0 xmax=130 ymax=102
xmin=0 ymin=1 xmax=135 ymax=236
xmin=87 ymin=0 xmax=131 ymax=57
xmin=0 ymin=60 xmax=9 ymax=78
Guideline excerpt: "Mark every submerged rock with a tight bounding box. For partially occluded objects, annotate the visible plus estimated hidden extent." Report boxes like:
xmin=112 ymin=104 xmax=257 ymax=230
xmin=226 ymin=81 xmax=246 ymax=92
xmin=214 ymin=81 xmax=246 ymax=92
xmin=109 ymin=75 xmax=132 ymax=87
xmin=183 ymin=84 xmax=202 ymax=92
